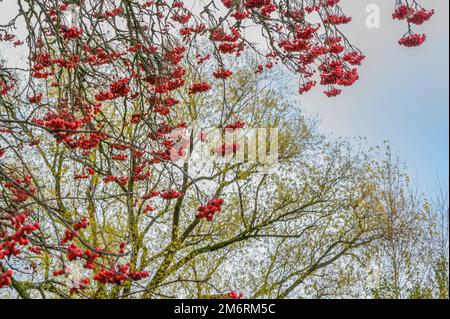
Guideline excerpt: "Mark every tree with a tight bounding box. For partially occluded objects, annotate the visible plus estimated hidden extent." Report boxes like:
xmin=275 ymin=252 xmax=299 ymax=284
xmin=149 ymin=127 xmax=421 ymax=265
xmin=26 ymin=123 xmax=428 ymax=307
xmin=0 ymin=0 xmax=440 ymax=299
xmin=367 ymin=174 xmax=449 ymax=300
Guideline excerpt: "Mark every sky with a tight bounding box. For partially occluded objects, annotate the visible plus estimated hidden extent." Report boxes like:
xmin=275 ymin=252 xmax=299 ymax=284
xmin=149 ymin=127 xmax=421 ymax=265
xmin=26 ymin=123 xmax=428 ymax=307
xmin=297 ymin=0 xmax=449 ymax=193
xmin=1 ymin=0 xmax=448 ymax=193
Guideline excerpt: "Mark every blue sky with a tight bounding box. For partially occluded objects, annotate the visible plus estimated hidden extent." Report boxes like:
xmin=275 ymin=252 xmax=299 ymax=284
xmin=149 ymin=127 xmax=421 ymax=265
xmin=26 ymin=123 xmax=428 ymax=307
xmin=299 ymin=0 xmax=449 ymax=192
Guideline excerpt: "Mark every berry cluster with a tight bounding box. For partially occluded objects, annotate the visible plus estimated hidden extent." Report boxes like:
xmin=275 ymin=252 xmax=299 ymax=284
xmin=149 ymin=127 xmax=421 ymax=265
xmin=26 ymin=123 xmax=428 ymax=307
xmin=31 ymin=111 xmax=105 ymax=150
xmin=3 ymin=176 xmax=36 ymax=203
xmin=224 ymin=121 xmax=245 ymax=131
xmin=0 ymin=213 xmax=40 ymax=259
xmin=215 ymin=143 xmax=240 ymax=157
xmin=197 ymin=198 xmax=225 ymax=221
xmin=95 ymin=77 xmax=131 ymax=101
xmin=59 ymin=25 xmax=83 ymax=41
xmin=213 ymin=69 xmax=234 ymax=79
xmin=160 ymin=191 xmax=184 ymax=200
xmin=399 ymin=34 xmax=427 ymax=47
xmin=228 ymin=291 xmax=244 ymax=299
xmin=0 ymin=269 xmax=13 ymax=288
xmin=189 ymin=82 xmax=212 ymax=95
xmin=93 ymin=264 xmax=149 ymax=284
xmin=0 ymin=80 xmax=14 ymax=96
xmin=393 ymin=3 xmax=434 ymax=47
xmin=98 ymin=7 xmax=123 ymax=19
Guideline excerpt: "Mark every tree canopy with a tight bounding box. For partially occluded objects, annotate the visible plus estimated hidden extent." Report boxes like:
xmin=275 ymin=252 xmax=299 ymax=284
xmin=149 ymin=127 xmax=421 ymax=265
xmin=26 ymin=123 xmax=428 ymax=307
xmin=0 ymin=0 xmax=446 ymax=299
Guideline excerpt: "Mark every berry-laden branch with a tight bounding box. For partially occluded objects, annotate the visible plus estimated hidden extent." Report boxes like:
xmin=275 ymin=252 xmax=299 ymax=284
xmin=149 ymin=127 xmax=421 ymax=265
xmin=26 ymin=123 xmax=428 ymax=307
xmin=0 ymin=0 xmax=436 ymax=299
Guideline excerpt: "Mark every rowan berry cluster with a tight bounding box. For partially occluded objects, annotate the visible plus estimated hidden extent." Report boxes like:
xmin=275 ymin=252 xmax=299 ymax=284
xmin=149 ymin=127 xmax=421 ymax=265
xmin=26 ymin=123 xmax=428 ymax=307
xmin=197 ymin=198 xmax=225 ymax=221
xmin=0 ymin=212 xmax=40 ymax=288
xmin=93 ymin=265 xmax=149 ymax=284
